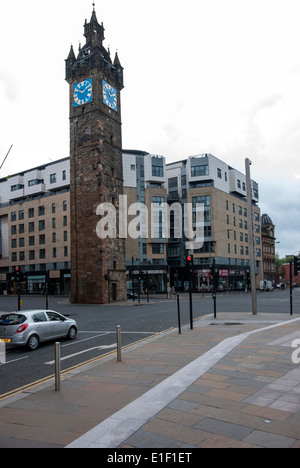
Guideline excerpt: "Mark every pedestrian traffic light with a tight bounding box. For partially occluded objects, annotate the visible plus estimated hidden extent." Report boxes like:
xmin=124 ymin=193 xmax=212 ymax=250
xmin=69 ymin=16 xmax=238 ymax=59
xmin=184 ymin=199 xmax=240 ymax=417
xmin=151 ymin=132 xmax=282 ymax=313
xmin=294 ymin=256 xmax=300 ymax=274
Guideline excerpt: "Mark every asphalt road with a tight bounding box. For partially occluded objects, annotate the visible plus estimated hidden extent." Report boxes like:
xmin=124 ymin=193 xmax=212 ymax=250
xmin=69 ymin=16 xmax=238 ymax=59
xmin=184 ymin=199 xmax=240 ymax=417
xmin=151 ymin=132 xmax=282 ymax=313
xmin=0 ymin=288 xmax=299 ymax=398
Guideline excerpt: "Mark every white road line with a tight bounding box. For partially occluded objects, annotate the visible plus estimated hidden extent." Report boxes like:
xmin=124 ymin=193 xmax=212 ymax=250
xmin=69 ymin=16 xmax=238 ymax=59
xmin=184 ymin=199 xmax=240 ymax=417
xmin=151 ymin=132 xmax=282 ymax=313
xmin=44 ymin=343 xmax=117 ymax=365
xmin=1 ymin=356 xmax=28 ymax=365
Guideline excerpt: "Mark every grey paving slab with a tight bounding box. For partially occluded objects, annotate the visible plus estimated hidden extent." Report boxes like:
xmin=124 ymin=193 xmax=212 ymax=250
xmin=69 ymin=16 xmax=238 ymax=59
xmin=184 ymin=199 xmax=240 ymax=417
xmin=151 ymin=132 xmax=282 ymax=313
xmin=194 ymin=418 xmax=253 ymax=441
xmin=243 ymin=430 xmax=296 ymax=448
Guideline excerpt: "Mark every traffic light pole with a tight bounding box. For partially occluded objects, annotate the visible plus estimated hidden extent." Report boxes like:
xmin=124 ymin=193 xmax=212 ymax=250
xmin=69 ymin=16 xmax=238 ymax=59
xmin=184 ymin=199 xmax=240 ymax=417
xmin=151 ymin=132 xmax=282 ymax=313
xmin=290 ymin=261 xmax=293 ymax=316
xmin=185 ymin=255 xmax=194 ymax=329
xmin=212 ymin=259 xmax=217 ymax=319
xmin=189 ymin=271 xmax=193 ymax=330
xmin=17 ymin=279 xmax=21 ymax=311
xmin=245 ymin=158 xmax=258 ymax=315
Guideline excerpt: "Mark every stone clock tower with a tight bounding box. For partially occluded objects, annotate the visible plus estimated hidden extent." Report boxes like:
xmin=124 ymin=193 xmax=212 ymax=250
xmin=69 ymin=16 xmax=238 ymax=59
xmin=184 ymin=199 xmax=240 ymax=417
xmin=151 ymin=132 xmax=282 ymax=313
xmin=65 ymin=6 xmax=126 ymax=304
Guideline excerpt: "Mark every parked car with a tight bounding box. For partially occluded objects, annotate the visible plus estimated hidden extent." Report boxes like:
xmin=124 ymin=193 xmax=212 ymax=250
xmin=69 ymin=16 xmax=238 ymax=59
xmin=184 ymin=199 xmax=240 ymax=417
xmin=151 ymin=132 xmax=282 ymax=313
xmin=0 ymin=310 xmax=77 ymax=351
xmin=127 ymin=289 xmax=138 ymax=299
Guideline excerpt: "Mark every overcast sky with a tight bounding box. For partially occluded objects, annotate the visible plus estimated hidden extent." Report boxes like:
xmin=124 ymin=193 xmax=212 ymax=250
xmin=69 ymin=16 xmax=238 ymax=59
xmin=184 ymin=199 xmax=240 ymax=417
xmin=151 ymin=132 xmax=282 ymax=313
xmin=0 ymin=0 xmax=299 ymax=259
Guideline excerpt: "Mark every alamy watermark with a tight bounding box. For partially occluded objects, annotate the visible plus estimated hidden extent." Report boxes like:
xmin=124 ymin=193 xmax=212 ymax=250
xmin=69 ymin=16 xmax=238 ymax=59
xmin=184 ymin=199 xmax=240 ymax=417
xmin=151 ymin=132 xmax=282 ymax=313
xmin=95 ymin=195 xmax=204 ymax=251
xmin=0 ymin=341 xmax=6 ymax=364
xmin=291 ymin=339 xmax=300 ymax=364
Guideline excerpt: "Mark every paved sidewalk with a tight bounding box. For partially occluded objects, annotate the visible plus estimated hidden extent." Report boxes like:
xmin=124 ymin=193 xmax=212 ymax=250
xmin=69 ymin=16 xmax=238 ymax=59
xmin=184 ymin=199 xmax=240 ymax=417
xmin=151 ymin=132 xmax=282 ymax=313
xmin=1 ymin=312 xmax=300 ymax=448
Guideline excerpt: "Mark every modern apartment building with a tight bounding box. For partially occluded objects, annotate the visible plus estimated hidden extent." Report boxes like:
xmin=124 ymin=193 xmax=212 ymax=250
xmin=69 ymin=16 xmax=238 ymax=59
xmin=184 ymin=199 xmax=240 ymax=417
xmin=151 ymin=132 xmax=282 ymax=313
xmin=0 ymin=152 xmax=263 ymax=295
xmin=122 ymin=150 xmax=168 ymax=292
xmin=166 ymin=154 xmax=262 ymax=291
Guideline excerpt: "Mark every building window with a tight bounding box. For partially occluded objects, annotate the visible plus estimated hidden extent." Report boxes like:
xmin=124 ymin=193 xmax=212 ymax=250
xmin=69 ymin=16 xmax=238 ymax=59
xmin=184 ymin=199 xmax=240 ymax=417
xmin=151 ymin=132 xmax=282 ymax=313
xmin=63 ymin=201 xmax=67 ymax=211
xmin=52 ymin=218 xmax=56 ymax=228
xmin=52 ymin=203 xmax=56 ymax=214
xmin=39 ymin=220 xmax=45 ymax=231
xmin=168 ymin=177 xmax=178 ymax=189
xmin=39 ymin=234 xmax=45 ymax=245
xmin=29 ymin=236 xmax=35 ymax=246
xmin=64 ymin=231 xmax=68 ymax=242
xmin=28 ymin=208 xmax=34 ymax=218
xmin=29 ymin=250 xmax=35 ymax=260
xmin=11 ymin=239 xmax=17 ymax=249
xmin=11 ymin=212 xmax=17 ymax=221
xmin=19 ymin=224 xmax=24 ymax=234
xmin=38 ymin=206 xmax=45 ymax=216
xmin=39 ymin=249 xmax=46 ymax=259
xmin=28 ymin=222 xmax=35 ymax=233
xmin=192 ymin=195 xmax=210 ymax=207
xmin=64 ymin=246 xmax=68 ymax=257
xmin=152 ymin=165 xmax=164 ymax=177
xmin=50 ymin=173 xmax=57 ymax=184
xmin=63 ymin=216 xmax=67 ymax=226
xmin=152 ymin=243 xmax=164 ymax=254
xmin=191 ymin=164 xmax=209 ymax=177
xmin=62 ymin=170 xmax=66 ymax=181
xmin=217 ymin=168 xmax=222 ymax=179
xmin=18 ymin=210 xmax=24 ymax=220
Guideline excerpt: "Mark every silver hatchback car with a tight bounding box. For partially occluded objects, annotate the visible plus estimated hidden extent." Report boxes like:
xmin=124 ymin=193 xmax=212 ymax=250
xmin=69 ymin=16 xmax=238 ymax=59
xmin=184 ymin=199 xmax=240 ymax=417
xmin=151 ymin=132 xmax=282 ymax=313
xmin=0 ymin=310 xmax=77 ymax=351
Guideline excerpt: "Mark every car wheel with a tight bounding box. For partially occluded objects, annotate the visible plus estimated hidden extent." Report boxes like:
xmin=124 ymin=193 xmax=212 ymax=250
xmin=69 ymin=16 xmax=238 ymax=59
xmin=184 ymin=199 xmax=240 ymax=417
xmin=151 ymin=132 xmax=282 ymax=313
xmin=67 ymin=326 xmax=77 ymax=340
xmin=27 ymin=334 xmax=39 ymax=351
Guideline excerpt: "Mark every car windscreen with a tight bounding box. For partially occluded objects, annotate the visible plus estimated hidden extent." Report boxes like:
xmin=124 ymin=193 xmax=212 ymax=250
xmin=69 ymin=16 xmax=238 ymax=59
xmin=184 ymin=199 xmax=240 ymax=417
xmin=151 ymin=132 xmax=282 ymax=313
xmin=0 ymin=314 xmax=27 ymax=326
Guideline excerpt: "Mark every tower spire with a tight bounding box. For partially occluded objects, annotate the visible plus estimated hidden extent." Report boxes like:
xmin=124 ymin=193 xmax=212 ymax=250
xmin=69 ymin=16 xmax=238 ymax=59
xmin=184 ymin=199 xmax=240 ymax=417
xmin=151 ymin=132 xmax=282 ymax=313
xmin=84 ymin=2 xmax=104 ymax=46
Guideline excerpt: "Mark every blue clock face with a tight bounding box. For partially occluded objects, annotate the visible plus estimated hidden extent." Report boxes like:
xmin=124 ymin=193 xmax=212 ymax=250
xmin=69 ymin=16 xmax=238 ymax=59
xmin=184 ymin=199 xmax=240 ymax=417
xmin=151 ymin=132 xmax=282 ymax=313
xmin=74 ymin=78 xmax=92 ymax=107
xmin=102 ymin=80 xmax=117 ymax=111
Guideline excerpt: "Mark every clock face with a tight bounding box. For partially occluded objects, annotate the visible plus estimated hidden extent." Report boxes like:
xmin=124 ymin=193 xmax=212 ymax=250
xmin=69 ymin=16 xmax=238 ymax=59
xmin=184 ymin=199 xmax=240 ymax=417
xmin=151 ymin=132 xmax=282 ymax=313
xmin=74 ymin=78 xmax=92 ymax=107
xmin=102 ymin=80 xmax=117 ymax=111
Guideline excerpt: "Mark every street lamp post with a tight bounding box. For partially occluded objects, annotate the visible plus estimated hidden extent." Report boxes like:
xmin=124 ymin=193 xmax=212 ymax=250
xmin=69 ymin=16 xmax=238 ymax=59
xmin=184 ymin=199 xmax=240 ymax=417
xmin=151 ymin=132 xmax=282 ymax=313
xmin=245 ymin=158 xmax=258 ymax=315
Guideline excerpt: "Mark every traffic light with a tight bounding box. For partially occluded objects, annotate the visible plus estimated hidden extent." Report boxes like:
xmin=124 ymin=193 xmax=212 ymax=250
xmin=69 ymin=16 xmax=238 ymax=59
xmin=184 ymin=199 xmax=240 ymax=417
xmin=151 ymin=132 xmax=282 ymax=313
xmin=13 ymin=266 xmax=26 ymax=283
xmin=294 ymin=256 xmax=300 ymax=274
xmin=209 ymin=259 xmax=219 ymax=291
xmin=14 ymin=265 xmax=21 ymax=282
xmin=186 ymin=255 xmax=194 ymax=274
xmin=209 ymin=261 xmax=215 ymax=278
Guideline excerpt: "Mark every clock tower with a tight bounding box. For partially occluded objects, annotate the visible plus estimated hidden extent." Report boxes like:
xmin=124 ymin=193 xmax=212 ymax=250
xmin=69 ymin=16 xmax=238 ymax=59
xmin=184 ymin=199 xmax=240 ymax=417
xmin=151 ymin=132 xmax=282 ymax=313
xmin=65 ymin=6 xmax=127 ymax=304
